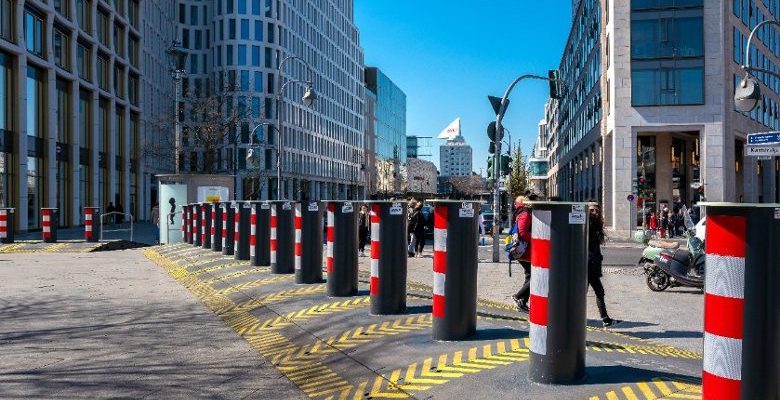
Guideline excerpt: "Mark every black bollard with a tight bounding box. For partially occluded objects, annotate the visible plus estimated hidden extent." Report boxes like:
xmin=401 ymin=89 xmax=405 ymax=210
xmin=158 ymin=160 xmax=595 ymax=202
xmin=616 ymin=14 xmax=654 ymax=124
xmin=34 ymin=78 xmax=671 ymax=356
xmin=368 ymin=201 xmax=408 ymax=315
xmin=211 ymin=202 xmax=223 ymax=252
xmin=221 ymin=202 xmax=236 ymax=256
xmin=295 ymin=201 xmax=323 ymax=284
xmin=270 ymin=201 xmax=295 ymax=274
xmin=234 ymin=201 xmax=251 ymax=261
xmin=0 ymin=208 xmax=14 ymax=244
xmin=250 ymin=201 xmax=272 ymax=266
xmin=326 ymin=201 xmax=359 ymax=297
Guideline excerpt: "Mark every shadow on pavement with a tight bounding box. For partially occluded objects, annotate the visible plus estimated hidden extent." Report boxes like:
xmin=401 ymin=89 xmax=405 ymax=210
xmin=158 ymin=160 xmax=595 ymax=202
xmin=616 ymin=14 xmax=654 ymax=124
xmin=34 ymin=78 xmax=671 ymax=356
xmin=627 ymin=330 xmax=703 ymax=340
xmin=586 ymin=319 xmax=657 ymax=329
xmin=404 ymin=305 xmax=432 ymax=315
xmin=468 ymin=327 xmax=528 ymax=342
xmin=583 ymin=365 xmax=701 ymax=386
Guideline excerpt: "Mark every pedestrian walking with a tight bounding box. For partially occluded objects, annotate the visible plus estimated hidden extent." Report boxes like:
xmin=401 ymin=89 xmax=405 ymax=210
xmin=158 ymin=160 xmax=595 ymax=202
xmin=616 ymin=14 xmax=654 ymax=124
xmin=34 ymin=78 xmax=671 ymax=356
xmin=407 ymin=199 xmax=418 ymax=257
xmin=116 ymin=202 xmax=125 ymax=224
xmin=151 ymin=203 xmax=160 ymax=244
xmin=410 ymin=201 xmax=427 ymax=256
xmin=648 ymin=212 xmax=657 ymax=233
xmin=510 ymin=193 xmax=535 ymax=312
xmin=658 ymin=210 xmax=667 ymax=238
xmin=587 ymin=202 xmax=618 ymax=327
xmin=107 ymin=202 xmax=116 ymax=225
xmin=358 ymin=204 xmax=370 ymax=256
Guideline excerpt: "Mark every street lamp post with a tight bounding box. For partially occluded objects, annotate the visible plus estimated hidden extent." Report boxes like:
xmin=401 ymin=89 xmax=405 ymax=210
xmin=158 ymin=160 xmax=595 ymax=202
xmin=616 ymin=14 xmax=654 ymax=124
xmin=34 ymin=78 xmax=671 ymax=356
xmin=246 ymin=122 xmax=277 ymax=199
xmin=735 ymin=19 xmax=780 ymax=112
xmin=491 ymin=74 xmax=551 ymax=262
xmin=166 ymin=41 xmax=188 ymax=175
xmin=276 ymin=55 xmax=317 ymax=201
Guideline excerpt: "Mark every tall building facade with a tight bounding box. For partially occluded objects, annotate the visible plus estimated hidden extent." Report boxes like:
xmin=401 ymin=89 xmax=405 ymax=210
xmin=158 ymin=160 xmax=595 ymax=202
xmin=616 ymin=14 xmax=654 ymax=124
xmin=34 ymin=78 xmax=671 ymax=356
xmin=545 ymin=0 xmax=780 ymax=233
xmin=365 ymin=66 xmax=406 ymax=197
xmin=439 ymin=136 xmax=473 ymax=177
xmin=0 ymin=0 xmax=173 ymax=232
xmin=529 ymin=117 xmax=550 ymax=197
xmin=174 ymin=0 xmax=365 ymax=201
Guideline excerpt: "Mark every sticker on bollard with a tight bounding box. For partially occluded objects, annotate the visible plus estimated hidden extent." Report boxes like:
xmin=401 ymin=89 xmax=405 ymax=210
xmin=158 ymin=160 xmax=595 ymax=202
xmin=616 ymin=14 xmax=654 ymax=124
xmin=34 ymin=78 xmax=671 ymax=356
xmin=211 ymin=203 xmax=223 ymax=252
xmin=84 ymin=207 xmax=100 ymax=243
xmin=0 ymin=208 xmax=14 ymax=244
xmin=528 ymin=201 xmax=588 ymax=385
xmin=295 ymin=202 xmax=323 ymax=284
xmin=270 ymin=201 xmax=295 ymax=274
xmin=221 ymin=202 xmax=236 ymax=256
xmin=234 ymin=202 xmax=251 ymax=261
xmin=326 ymin=201 xmax=358 ymax=297
xmin=429 ymin=200 xmax=479 ymax=341
xmin=201 ymin=203 xmax=212 ymax=249
xmin=369 ymin=202 xmax=408 ymax=315
xmin=249 ymin=202 xmax=271 ymax=267
xmin=700 ymin=202 xmax=780 ymax=400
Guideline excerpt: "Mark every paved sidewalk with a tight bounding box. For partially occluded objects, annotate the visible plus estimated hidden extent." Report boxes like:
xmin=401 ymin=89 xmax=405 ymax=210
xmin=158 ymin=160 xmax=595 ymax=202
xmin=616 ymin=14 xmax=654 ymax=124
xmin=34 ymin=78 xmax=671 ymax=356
xmin=0 ymin=251 xmax=302 ymax=399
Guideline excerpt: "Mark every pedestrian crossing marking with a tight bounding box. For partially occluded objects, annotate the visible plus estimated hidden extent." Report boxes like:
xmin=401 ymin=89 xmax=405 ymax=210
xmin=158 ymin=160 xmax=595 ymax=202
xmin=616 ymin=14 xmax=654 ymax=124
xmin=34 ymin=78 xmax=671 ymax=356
xmin=216 ymin=275 xmax=295 ymax=295
xmin=590 ymin=378 xmax=701 ymax=400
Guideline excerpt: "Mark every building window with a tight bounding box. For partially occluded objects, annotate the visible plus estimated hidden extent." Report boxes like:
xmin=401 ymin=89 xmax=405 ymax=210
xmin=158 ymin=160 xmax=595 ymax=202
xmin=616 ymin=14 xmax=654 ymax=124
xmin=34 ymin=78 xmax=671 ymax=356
xmin=97 ymin=10 xmax=109 ymax=46
xmin=114 ymin=26 xmax=125 ymax=57
xmin=1 ymin=0 xmax=13 ymax=42
xmin=54 ymin=0 xmax=70 ymax=18
xmin=25 ymin=9 xmax=45 ymax=57
xmin=76 ymin=0 xmax=91 ymax=32
xmin=632 ymin=67 xmax=704 ymax=106
xmin=97 ymin=55 xmax=108 ymax=90
xmin=128 ymin=0 xmax=139 ymax=28
xmin=54 ymin=29 xmax=71 ymax=70
xmin=128 ymin=74 xmax=138 ymax=105
xmin=128 ymin=37 xmax=139 ymax=67
xmin=26 ymin=67 xmax=46 ymax=229
xmin=115 ymin=66 xmax=125 ymax=98
xmin=77 ymin=42 xmax=91 ymax=80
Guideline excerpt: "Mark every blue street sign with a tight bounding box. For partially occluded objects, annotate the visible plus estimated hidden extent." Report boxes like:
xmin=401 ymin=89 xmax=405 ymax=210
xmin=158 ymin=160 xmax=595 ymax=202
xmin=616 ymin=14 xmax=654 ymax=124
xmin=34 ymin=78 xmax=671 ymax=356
xmin=627 ymin=194 xmax=636 ymax=202
xmin=748 ymin=132 xmax=780 ymax=145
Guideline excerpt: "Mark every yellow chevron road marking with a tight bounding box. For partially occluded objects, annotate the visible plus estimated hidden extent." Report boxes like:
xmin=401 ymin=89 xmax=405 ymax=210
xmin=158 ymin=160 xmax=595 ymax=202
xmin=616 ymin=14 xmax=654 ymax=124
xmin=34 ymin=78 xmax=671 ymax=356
xmin=170 ymin=260 xmax=249 ymax=280
xmin=217 ymin=275 xmax=295 ymax=295
xmin=0 ymin=243 xmax=27 ymax=253
xmin=586 ymin=341 xmax=701 ymax=360
xmin=214 ymin=285 xmax=326 ymax=314
xmin=324 ymin=338 xmax=530 ymax=399
xmin=236 ymin=297 xmax=371 ymax=336
xmin=202 ymin=266 xmax=271 ymax=284
xmin=590 ymin=378 xmax=702 ymax=400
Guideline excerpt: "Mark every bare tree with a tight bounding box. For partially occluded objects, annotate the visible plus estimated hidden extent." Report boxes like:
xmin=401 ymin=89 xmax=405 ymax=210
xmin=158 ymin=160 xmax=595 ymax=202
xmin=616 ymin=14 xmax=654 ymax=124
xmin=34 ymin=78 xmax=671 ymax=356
xmin=449 ymin=175 xmax=487 ymax=198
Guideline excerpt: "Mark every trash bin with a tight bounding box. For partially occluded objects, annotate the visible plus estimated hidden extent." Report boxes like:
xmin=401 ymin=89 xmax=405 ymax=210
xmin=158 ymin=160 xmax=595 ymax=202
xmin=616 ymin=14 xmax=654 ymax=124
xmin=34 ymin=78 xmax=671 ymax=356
xmin=295 ymin=201 xmax=323 ymax=284
xmin=234 ymin=201 xmax=251 ymax=261
xmin=221 ymin=202 xmax=236 ymax=256
xmin=326 ymin=201 xmax=358 ymax=297
xmin=271 ymin=201 xmax=295 ymax=274
xmin=428 ymin=200 xmax=480 ymax=341
xmin=211 ymin=202 xmax=223 ymax=252
xmin=527 ymin=202 xmax=589 ymax=385
xmin=250 ymin=201 xmax=272 ymax=267
xmin=41 ymin=208 xmax=59 ymax=243
xmin=368 ymin=201 xmax=408 ymax=315
xmin=0 ymin=208 xmax=15 ymax=244
xmin=84 ymin=207 xmax=100 ymax=243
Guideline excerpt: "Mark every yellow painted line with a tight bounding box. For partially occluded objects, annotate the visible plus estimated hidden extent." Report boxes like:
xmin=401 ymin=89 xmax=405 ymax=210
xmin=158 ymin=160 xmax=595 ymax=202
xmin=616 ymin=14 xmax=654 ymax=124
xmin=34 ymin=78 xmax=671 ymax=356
xmin=605 ymin=391 xmax=620 ymax=400
xmin=622 ymin=386 xmax=640 ymax=400
xmin=201 ymin=266 xmax=271 ymax=284
xmin=217 ymin=275 xmax=294 ymax=295
xmin=637 ymin=382 xmax=658 ymax=399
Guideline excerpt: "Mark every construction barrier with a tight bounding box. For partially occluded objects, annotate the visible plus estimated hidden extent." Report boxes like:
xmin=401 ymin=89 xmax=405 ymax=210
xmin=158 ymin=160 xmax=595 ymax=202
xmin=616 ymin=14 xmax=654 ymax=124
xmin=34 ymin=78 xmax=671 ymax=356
xmin=0 ymin=208 xmax=14 ymax=243
xmin=271 ymin=201 xmax=295 ymax=274
xmin=211 ymin=202 xmax=223 ymax=252
xmin=326 ymin=201 xmax=359 ymax=297
xmin=528 ymin=202 xmax=589 ymax=384
xmin=429 ymin=200 xmax=480 ymax=341
xmin=84 ymin=207 xmax=99 ymax=243
xmin=250 ymin=201 xmax=271 ymax=267
xmin=201 ymin=203 xmax=212 ymax=249
xmin=295 ymin=201 xmax=323 ymax=284
xmin=221 ymin=202 xmax=236 ymax=256
xmin=41 ymin=208 xmax=58 ymax=243
xmin=369 ymin=201 xmax=408 ymax=315
xmin=234 ymin=201 xmax=251 ymax=261
xmin=701 ymin=203 xmax=780 ymax=400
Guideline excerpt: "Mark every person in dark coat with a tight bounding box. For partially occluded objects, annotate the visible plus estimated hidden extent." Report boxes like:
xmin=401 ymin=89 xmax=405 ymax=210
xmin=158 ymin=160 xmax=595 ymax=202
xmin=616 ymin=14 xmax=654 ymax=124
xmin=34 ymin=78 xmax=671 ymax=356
xmin=408 ymin=201 xmax=427 ymax=257
xmin=358 ymin=205 xmax=370 ymax=256
xmin=588 ymin=202 xmax=617 ymax=327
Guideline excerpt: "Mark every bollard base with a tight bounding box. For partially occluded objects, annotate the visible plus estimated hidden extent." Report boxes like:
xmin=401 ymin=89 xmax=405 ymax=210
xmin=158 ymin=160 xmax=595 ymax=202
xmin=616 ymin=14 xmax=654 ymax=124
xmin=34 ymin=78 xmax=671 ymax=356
xmin=271 ymin=263 xmax=294 ymax=274
xmin=528 ymin=352 xmax=586 ymax=385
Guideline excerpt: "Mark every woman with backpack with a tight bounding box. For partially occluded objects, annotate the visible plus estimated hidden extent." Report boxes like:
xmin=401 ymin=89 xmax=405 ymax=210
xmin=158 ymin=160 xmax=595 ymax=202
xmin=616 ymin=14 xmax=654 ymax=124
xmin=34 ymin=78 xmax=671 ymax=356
xmin=510 ymin=193 xmax=536 ymax=312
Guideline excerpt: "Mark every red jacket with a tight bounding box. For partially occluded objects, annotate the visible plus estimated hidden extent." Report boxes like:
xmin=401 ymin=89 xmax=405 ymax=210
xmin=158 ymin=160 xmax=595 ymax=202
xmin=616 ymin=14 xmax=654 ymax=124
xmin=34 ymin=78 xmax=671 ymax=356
xmin=514 ymin=205 xmax=532 ymax=260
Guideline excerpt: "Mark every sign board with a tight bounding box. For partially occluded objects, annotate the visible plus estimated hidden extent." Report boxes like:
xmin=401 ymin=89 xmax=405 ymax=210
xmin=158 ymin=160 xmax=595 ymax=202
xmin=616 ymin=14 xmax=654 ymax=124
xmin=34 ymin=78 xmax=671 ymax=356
xmin=569 ymin=211 xmax=586 ymax=225
xmin=243 ymin=202 xmax=251 ymax=208
xmin=261 ymin=203 xmax=270 ymax=210
xmin=757 ymin=156 xmax=775 ymax=161
xmin=775 ymin=208 xmax=780 ymax=219
xmin=307 ymin=202 xmax=319 ymax=212
xmin=571 ymin=204 xmax=585 ymax=213
xmin=282 ymin=202 xmax=292 ymax=210
xmin=197 ymin=186 xmax=229 ymax=203
xmin=745 ymin=146 xmax=780 ymax=156
xmin=341 ymin=203 xmax=353 ymax=213
xmin=748 ymin=132 xmax=780 ymax=145
xmin=459 ymin=203 xmax=474 ymax=218
xmin=389 ymin=203 xmax=403 ymax=215
xmin=627 ymin=194 xmax=636 ymax=202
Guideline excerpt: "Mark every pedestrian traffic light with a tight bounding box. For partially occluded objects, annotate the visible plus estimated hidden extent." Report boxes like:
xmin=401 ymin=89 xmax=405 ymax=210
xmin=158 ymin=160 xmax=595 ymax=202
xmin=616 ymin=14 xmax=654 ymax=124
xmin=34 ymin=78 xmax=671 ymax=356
xmin=549 ymin=70 xmax=562 ymax=99
xmin=488 ymin=142 xmax=495 ymax=155
xmin=487 ymin=157 xmax=495 ymax=181
xmin=501 ymin=155 xmax=512 ymax=175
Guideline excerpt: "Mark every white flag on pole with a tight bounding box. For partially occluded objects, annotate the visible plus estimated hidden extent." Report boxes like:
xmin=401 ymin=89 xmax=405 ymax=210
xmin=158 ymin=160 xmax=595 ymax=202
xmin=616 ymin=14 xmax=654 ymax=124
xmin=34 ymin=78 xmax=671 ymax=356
xmin=437 ymin=118 xmax=461 ymax=140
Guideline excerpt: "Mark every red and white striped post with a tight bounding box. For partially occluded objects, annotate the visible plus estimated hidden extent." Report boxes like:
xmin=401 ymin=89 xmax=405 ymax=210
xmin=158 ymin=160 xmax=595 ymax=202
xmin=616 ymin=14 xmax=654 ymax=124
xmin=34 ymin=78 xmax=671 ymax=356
xmin=294 ymin=204 xmax=302 ymax=273
xmin=369 ymin=205 xmax=380 ymax=298
xmin=182 ymin=204 xmax=189 ymax=242
xmin=529 ymin=209 xmax=551 ymax=357
xmin=368 ymin=202 xmax=407 ymax=315
xmin=41 ymin=208 xmax=58 ymax=243
xmin=200 ymin=204 xmax=207 ymax=245
xmin=84 ymin=207 xmax=99 ymax=243
xmin=700 ymin=203 xmax=780 ymax=400
xmin=191 ymin=204 xmax=200 ymax=246
xmin=0 ymin=208 xmax=14 ymax=243
xmin=270 ymin=205 xmax=278 ymax=266
xmin=250 ymin=205 xmax=257 ymax=260
xmin=432 ymin=205 xmax=447 ymax=321
xmin=326 ymin=203 xmax=335 ymax=274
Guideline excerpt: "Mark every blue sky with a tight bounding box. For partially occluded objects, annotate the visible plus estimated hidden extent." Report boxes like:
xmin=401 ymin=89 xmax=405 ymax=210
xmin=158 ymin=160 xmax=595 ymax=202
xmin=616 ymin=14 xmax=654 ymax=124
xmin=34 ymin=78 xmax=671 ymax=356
xmin=354 ymin=1 xmax=572 ymax=174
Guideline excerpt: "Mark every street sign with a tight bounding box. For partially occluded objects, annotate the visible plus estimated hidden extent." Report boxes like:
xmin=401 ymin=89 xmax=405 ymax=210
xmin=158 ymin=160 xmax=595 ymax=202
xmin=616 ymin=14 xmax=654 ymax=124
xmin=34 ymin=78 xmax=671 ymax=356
xmin=757 ymin=156 xmax=774 ymax=161
xmin=744 ymin=146 xmax=780 ymax=156
xmin=627 ymin=194 xmax=635 ymax=202
xmin=748 ymin=132 xmax=780 ymax=145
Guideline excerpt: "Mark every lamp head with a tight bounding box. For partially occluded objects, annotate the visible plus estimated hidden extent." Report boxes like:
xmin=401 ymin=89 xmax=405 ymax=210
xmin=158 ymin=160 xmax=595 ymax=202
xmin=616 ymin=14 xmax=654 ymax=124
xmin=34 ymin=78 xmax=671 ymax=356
xmin=302 ymin=85 xmax=317 ymax=107
xmin=735 ymin=74 xmax=762 ymax=113
xmin=246 ymin=148 xmax=256 ymax=162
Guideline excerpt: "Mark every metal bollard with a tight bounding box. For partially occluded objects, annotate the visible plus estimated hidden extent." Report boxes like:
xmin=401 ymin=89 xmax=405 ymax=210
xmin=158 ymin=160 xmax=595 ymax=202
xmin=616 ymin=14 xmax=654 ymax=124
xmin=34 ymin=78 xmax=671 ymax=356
xmin=192 ymin=204 xmax=201 ymax=246
xmin=221 ymin=202 xmax=236 ymax=256
xmin=0 ymin=208 xmax=15 ymax=244
xmin=429 ymin=200 xmax=480 ymax=341
xmin=211 ymin=202 xmax=223 ymax=252
xmin=295 ymin=201 xmax=323 ymax=284
xmin=701 ymin=203 xmax=780 ymax=400
xmin=271 ymin=201 xmax=295 ymax=274
xmin=250 ymin=201 xmax=272 ymax=267
xmin=42 ymin=208 xmax=59 ymax=243
xmin=234 ymin=201 xmax=251 ymax=261
xmin=528 ymin=202 xmax=589 ymax=384
xmin=201 ymin=203 xmax=212 ymax=249
xmin=326 ymin=201 xmax=359 ymax=297
xmin=84 ymin=207 xmax=100 ymax=243
xmin=369 ymin=201 xmax=408 ymax=315
xmin=183 ymin=204 xmax=192 ymax=244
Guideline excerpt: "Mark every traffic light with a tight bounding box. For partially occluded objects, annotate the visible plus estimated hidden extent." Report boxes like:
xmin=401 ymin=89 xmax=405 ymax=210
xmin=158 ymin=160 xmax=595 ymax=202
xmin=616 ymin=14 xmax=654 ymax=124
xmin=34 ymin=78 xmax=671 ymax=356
xmin=487 ymin=156 xmax=495 ymax=182
xmin=501 ymin=155 xmax=512 ymax=175
xmin=549 ymin=70 xmax=562 ymax=99
xmin=487 ymin=121 xmax=504 ymax=142
xmin=488 ymin=142 xmax=495 ymax=155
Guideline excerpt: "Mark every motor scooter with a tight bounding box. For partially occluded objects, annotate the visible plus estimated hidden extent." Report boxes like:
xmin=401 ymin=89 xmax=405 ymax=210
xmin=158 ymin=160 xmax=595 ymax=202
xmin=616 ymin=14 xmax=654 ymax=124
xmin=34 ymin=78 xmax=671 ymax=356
xmin=643 ymin=206 xmax=705 ymax=292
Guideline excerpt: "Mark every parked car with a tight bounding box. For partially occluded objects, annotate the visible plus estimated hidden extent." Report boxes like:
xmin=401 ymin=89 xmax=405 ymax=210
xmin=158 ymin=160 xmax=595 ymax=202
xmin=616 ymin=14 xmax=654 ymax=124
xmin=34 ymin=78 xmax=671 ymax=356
xmin=481 ymin=212 xmax=495 ymax=234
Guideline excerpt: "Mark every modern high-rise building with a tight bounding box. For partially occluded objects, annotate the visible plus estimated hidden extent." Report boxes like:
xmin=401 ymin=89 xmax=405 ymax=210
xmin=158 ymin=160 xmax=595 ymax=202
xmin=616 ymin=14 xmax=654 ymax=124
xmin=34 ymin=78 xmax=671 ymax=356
xmin=544 ymin=0 xmax=780 ymax=233
xmin=439 ymin=136 xmax=472 ymax=177
xmin=365 ymin=66 xmax=406 ymax=197
xmin=174 ymin=0 xmax=366 ymax=201
xmin=529 ymin=117 xmax=550 ymax=197
xmin=0 ymin=0 xmax=174 ymax=232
